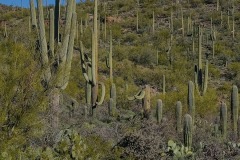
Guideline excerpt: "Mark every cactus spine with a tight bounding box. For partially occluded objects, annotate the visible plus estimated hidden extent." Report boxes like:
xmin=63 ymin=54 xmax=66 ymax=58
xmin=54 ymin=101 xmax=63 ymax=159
xmin=176 ymin=101 xmax=182 ymax=133
xmin=220 ymin=102 xmax=227 ymax=139
xmin=156 ymin=99 xmax=163 ymax=124
xmin=231 ymin=85 xmax=239 ymax=135
xmin=188 ymin=81 xmax=195 ymax=124
xmin=183 ymin=114 xmax=193 ymax=150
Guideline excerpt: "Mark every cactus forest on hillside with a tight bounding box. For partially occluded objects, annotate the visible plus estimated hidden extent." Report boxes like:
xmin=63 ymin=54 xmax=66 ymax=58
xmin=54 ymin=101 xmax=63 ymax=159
xmin=0 ymin=0 xmax=240 ymax=159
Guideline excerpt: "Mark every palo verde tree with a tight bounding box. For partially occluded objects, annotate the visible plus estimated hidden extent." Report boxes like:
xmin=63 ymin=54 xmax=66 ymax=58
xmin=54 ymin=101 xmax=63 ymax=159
xmin=0 ymin=41 xmax=47 ymax=154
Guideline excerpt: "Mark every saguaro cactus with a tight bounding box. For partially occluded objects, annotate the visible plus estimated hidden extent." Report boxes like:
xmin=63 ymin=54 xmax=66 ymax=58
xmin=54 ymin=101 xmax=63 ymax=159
xmin=3 ymin=22 xmax=8 ymax=38
xmin=156 ymin=99 xmax=163 ymax=124
xmin=181 ymin=6 xmax=184 ymax=37
xmin=163 ymin=75 xmax=166 ymax=95
xmin=194 ymin=27 xmax=209 ymax=96
xmin=128 ymin=85 xmax=151 ymax=118
xmin=79 ymin=33 xmax=106 ymax=116
xmin=79 ymin=42 xmax=92 ymax=110
xmin=30 ymin=0 xmax=37 ymax=29
xmin=188 ymin=81 xmax=195 ymax=124
xmin=220 ymin=102 xmax=227 ymax=139
xmin=106 ymin=30 xmax=117 ymax=109
xmin=152 ymin=10 xmax=155 ymax=33
xmin=79 ymin=0 xmax=106 ymax=117
xmin=110 ymin=83 xmax=117 ymax=109
xmin=36 ymin=0 xmax=77 ymax=129
xmin=106 ymin=30 xmax=113 ymax=84
xmin=183 ymin=114 xmax=193 ymax=150
xmin=176 ymin=101 xmax=182 ymax=133
xmin=231 ymin=85 xmax=239 ymax=135
xmin=136 ymin=10 xmax=139 ymax=32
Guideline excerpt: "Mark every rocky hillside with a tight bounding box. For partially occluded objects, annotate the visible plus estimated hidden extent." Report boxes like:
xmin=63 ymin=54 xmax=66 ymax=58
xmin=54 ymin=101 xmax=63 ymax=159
xmin=0 ymin=0 xmax=240 ymax=159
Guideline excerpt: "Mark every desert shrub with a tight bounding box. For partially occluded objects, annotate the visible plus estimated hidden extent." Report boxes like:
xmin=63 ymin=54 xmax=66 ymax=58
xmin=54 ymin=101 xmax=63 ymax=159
xmin=128 ymin=46 xmax=156 ymax=66
xmin=0 ymin=41 xmax=47 ymax=154
xmin=195 ymin=88 xmax=218 ymax=117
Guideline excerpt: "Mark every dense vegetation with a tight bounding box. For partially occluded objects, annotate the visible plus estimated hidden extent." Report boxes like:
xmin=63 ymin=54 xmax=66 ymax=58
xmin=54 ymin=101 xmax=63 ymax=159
xmin=0 ymin=0 xmax=240 ymax=159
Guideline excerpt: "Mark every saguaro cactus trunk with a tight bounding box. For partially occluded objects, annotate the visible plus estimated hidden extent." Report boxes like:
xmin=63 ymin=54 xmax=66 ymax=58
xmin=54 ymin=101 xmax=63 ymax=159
xmin=231 ymin=85 xmax=239 ymax=135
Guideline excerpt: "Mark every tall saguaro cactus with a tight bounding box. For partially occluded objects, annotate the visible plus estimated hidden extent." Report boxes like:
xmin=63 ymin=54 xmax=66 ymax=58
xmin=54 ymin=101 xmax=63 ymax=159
xmin=36 ymin=0 xmax=77 ymax=129
xmin=79 ymin=0 xmax=106 ymax=116
xmin=106 ymin=30 xmax=117 ymax=110
xmin=107 ymin=30 xmax=113 ymax=84
xmin=231 ymin=85 xmax=239 ymax=135
xmin=194 ymin=26 xmax=209 ymax=96
xmin=92 ymin=0 xmax=99 ymax=112
xmin=188 ymin=81 xmax=195 ymax=124
xmin=152 ymin=10 xmax=155 ymax=33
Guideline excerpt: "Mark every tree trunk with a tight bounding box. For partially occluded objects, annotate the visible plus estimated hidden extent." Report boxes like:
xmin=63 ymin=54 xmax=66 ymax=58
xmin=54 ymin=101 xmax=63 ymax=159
xmin=50 ymin=88 xmax=60 ymax=130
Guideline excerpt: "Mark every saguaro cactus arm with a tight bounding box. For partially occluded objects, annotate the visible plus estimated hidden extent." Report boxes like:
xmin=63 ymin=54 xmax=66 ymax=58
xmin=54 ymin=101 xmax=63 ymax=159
xmin=127 ymin=90 xmax=145 ymax=101
xmin=96 ymin=82 xmax=106 ymax=105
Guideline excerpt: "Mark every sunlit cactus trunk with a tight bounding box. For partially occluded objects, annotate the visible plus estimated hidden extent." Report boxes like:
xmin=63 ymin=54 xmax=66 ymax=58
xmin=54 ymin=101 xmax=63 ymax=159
xmin=91 ymin=0 xmax=99 ymax=115
xmin=30 ymin=0 xmax=37 ymax=29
